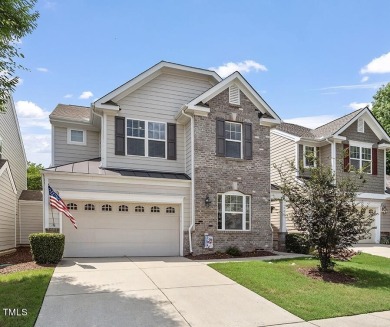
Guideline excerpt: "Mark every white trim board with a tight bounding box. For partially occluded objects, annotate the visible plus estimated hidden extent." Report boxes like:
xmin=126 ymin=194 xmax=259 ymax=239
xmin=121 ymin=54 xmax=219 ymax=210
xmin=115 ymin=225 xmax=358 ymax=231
xmin=58 ymin=191 xmax=185 ymax=204
xmin=0 ymin=161 xmax=17 ymax=194
xmin=43 ymin=171 xmax=191 ymax=188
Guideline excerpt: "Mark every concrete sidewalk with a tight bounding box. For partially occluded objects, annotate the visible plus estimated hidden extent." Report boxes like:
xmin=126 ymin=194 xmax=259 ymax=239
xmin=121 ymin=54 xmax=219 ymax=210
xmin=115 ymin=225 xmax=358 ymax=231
xmin=352 ymin=244 xmax=390 ymax=258
xmin=35 ymin=256 xmax=303 ymax=327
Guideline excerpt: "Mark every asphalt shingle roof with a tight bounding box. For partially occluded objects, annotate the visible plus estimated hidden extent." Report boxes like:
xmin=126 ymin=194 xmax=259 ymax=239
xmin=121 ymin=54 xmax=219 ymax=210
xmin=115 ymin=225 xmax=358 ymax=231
xmin=277 ymin=109 xmax=366 ymax=139
xmin=19 ymin=190 xmax=43 ymax=201
xmin=46 ymin=158 xmax=191 ymax=180
xmin=49 ymin=104 xmax=91 ymax=122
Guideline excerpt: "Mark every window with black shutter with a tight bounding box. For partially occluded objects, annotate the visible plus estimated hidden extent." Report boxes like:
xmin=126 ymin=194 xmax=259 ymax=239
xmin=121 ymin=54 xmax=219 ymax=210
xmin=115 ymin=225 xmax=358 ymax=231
xmin=216 ymin=118 xmax=226 ymax=157
xmin=167 ymin=123 xmax=177 ymax=160
xmin=115 ymin=116 xmax=125 ymax=155
xmin=243 ymin=123 xmax=252 ymax=160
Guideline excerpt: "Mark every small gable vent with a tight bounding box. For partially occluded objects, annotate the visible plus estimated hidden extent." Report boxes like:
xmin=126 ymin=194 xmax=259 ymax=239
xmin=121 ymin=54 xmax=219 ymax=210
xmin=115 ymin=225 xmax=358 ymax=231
xmin=357 ymin=118 xmax=364 ymax=133
xmin=229 ymin=84 xmax=240 ymax=105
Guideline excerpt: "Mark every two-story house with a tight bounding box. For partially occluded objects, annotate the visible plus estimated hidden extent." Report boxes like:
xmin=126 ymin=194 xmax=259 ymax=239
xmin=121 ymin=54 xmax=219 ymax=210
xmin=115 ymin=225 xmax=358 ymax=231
xmin=0 ymin=97 xmax=28 ymax=253
xmin=270 ymin=107 xmax=390 ymax=249
xmin=42 ymin=61 xmax=281 ymax=257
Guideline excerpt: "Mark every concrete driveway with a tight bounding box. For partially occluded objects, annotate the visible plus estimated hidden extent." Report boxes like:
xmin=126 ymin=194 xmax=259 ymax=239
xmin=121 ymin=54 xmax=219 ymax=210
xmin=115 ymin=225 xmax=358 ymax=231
xmin=35 ymin=257 xmax=302 ymax=327
xmin=352 ymin=244 xmax=390 ymax=258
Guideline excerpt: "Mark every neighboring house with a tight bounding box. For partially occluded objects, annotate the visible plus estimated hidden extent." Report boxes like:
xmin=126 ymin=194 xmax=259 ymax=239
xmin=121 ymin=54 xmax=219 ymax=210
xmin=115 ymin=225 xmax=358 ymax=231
xmin=0 ymin=97 xmax=28 ymax=253
xmin=270 ymin=107 xmax=390 ymax=247
xmin=42 ymin=61 xmax=281 ymax=257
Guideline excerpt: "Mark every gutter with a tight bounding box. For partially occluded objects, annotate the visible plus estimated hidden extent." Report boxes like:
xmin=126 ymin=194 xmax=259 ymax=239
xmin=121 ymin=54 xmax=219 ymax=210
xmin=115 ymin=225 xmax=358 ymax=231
xmin=181 ymin=106 xmax=195 ymax=254
xmin=91 ymin=104 xmax=104 ymax=166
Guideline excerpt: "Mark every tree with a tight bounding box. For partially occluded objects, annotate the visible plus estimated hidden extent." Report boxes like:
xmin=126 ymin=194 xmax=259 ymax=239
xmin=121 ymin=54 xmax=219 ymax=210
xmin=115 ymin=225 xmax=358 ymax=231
xmin=275 ymin=158 xmax=375 ymax=272
xmin=0 ymin=0 xmax=39 ymax=112
xmin=27 ymin=161 xmax=43 ymax=190
xmin=372 ymin=82 xmax=390 ymax=174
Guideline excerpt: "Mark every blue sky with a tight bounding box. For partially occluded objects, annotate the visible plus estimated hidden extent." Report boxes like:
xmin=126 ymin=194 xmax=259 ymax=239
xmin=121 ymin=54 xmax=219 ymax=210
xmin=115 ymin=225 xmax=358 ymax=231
xmin=12 ymin=0 xmax=390 ymax=166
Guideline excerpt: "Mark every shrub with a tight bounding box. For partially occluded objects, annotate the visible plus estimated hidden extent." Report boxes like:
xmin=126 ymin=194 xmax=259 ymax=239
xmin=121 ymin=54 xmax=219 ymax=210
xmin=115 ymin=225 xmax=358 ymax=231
xmin=226 ymin=246 xmax=241 ymax=256
xmin=29 ymin=233 xmax=65 ymax=264
xmin=380 ymin=236 xmax=390 ymax=245
xmin=286 ymin=233 xmax=310 ymax=254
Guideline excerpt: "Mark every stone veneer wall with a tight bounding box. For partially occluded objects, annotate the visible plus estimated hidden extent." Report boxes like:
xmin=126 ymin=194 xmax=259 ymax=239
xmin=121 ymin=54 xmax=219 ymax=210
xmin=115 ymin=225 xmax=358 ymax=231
xmin=190 ymin=89 xmax=273 ymax=255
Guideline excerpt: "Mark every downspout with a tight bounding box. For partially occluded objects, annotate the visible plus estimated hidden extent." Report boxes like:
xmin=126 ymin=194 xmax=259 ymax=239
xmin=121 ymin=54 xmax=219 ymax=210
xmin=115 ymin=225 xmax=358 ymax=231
xmin=92 ymin=105 xmax=104 ymax=166
xmin=181 ymin=107 xmax=195 ymax=254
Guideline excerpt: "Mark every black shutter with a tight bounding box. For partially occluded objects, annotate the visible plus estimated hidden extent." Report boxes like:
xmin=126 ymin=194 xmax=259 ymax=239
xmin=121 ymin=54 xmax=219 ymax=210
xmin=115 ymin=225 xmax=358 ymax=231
xmin=115 ymin=116 xmax=125 ymax=156
xmin=372 ymin=148 xmax=378 ymax=175
xmin=167 ymin=123 xmax=177 ymax=160
xmin=216 ymin=118 xmax=225 ymax=157
xmin=243 ymin=123 xmax=253 ymax=160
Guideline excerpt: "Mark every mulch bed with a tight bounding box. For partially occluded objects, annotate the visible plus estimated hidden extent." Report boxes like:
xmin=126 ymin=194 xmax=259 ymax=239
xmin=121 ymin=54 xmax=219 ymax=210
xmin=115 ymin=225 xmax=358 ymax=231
xmin=185 ymin=250 xmax=276 ymax=260
xmin=0 ymin=247 xmax=55 ymax=275
xmin=298 ymin=267 xmax=357 ymax=284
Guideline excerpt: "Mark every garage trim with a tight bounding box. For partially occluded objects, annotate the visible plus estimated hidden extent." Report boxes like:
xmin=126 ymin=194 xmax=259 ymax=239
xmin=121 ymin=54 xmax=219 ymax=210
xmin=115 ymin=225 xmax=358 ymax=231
xmin=58 ymin=192 xmax=185 ymax=256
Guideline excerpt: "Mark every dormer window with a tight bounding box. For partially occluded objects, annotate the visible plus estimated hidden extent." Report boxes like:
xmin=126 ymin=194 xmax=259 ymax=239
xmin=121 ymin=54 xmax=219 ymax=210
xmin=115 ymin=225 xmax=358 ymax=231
xmin=357 ymin=118 xmax=364 ymax=133
xmin=229 ymin=85 xmax=240 ymax=105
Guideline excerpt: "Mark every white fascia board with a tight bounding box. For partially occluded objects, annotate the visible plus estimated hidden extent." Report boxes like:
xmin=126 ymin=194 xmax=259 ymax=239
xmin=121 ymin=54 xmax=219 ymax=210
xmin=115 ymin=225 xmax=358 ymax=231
xmin=349 ymin=140 xmax=375 ymax=148
xmin=187 ymin=72 xmax=281 ymax=122
xmin=335 ymin=108 xmax=390 ymax=142
xmin=59 ymin=191 xmax=185 ymax=204
xmin=50 ymin=117 xmax=92 ymax=126
xmin=330 ymin=135 xmax=347 ymax=143
xmin=186 ymin=105 xmax=210 ymax=117
xmin=42 ymin=170 xmax=191 ymax=188
xmin=19 ymin=200 xmax=42 ymax=204
xmin=271 ymin=190 xmax=283 ymax=199
xmin=357 ymin=193 xmax=390 ymax=201
xmin=378 ymin=144 xmax=390 ymax=149
xmin=0 ymin=162 xmax=17 ymax=194
xmin=93 ymin=103 xmax=120 ymax=111
xmin=271 ymin=129 xmax=300 ymax=142
xmin=95 ymin=61 xmax=221 ymax=106
xmin=259 ymin=118 xmax=281 ymax=127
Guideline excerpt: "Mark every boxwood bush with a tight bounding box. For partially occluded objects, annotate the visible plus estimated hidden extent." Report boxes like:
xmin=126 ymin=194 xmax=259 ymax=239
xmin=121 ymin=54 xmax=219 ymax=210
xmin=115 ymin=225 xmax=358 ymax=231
xmin=29 ymin=233 xmax=65 ymax=264
xmin=286 ymin=233 xmax=310 ymax=254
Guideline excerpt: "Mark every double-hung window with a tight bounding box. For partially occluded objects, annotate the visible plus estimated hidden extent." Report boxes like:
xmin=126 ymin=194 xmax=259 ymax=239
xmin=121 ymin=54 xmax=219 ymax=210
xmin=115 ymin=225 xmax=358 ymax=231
xmin=303 ymin=145 xmax=316 ymax=168
xmin=225 ymin=122 xmax=242 ymax=158
xmin=126 ymin=119 xmax=166 ymax=158
xmin=350 ymin=145 xmax=372 ymax=173
xmin=218 ymin=192 xmax=251 ymax=231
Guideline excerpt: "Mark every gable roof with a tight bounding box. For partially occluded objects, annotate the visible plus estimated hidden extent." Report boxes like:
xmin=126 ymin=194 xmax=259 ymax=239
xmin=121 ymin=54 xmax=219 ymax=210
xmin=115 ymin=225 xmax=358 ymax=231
xmin=311 ymin=109 xmax=364 ymax=138
xmin=186 ymin=71 xmax=281 ymax=122
xmin=49 ymin=104 xmax=91 ymax=123
xmin=275 ymin=107 xmax=390 ymax=143
xmin=94 ymin=61 xmax=222 ymax=108
xmin=0 ymin=159 xmax=17 ymax=194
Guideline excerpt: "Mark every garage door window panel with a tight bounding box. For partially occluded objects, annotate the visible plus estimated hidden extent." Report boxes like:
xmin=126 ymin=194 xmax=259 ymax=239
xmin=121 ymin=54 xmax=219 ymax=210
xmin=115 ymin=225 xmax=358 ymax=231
xmin=135 ymin=206 xmax=144 ymax=213
xmin=151 ymin=206 xmax=160 ymax=213
xmin=166 ymin=207 xmax=175 ymax=213
xmin=119 ymin=205 xmax=128 ymax=212
xmin=102 ymin=204 xmax=112 ymax=212
xmin=67 ymin=203 xmax=77 ymax=210
xmin=85 ymin=204 xmax=95 ymax=211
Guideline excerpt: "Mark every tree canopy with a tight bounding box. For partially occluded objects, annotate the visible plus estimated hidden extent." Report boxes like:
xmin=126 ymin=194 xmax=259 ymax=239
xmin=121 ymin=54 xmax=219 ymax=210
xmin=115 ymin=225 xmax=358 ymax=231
xmin=0 ymin=0 xmax=39 ymax=112
xmin=27 ymin=161 xmax=43 ymax=190
xmin=275 ymin=157 xmax=375 ymax=272
xmin=372 ymin=82 xmax=390 ymax=174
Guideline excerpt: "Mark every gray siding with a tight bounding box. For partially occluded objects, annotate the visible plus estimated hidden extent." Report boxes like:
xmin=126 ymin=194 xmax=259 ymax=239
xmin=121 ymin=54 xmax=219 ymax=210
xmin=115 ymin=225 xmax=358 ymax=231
xmin=106 ymin=73 xmax=213 ymax=172
xmin=0 ymin=171 xmax=16 ymax=251
xmin=185 ymin=121 xmax=192 ymax=177
xmin=48 ymin=178 xmax=191 ymax=229
xmin=270 ymin=133 xmax=295 ymax=185
xmin=319 ymin=144 xmax=331 ymax=167
xmin=382 ymin=205 xmax=390 ymax=233
xmin=53 ymin=126 xmax=100 ymax=166
xmin=336 ymin=120 xmax=385 ymax=194
xmin=0 ymin=98 xmax=27 ymax=196
xmin=19 ymin=201 xmax=43 ymax=244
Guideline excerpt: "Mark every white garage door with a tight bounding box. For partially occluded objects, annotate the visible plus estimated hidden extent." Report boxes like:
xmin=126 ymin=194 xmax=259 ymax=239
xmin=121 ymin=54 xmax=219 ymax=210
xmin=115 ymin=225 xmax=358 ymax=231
xmin=62 ymin=202 xmax=180 ymax=257
xmin=358 ymin=207 xmax=377 ymax=244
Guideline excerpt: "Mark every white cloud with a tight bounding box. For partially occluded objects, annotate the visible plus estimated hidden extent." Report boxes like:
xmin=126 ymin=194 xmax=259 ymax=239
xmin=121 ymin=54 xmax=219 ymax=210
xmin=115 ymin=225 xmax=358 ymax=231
xmin=64 ymin=94 xmax=73 ymax=98
xmin=348 ymin=102 xmax=372 ymax=110
xmin=284 ymin=115 xmax=339 ymax=129
xmin=36 ymin=67 xmax=49 ymax=73
xmin=79 ymin=91 xmax=93 ymax=99
xmin=209 ymin=60 xmax=267 ymax=78
xmin=361 ymin=76 xmax=369 ymax=83
xmin=22 ymin=134 xmax=51 ymax=166
xmin=15 ymin=100 xmax=49 ymax=118
xmin=320 ymin=82 xmax=387 ymax=91
xmin=361 ymin=52 xmax=390 ymax=74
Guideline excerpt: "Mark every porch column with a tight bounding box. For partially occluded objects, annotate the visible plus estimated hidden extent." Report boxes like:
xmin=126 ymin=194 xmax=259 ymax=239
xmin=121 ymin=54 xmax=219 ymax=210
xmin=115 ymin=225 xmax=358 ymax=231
xmin=278 ymin=199 xmax=287 ymax=251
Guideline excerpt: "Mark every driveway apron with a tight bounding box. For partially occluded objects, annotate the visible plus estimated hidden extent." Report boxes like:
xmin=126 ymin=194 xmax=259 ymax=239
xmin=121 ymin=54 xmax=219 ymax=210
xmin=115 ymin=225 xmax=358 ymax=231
xmin=35 ymin=257 xmax=302 ymax=327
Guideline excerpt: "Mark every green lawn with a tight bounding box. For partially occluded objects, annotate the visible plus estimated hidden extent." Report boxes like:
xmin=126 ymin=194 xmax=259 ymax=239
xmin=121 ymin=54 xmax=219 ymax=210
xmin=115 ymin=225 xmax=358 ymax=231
xmin=209 ymin=253 xmax=390 ymax=320
xmin=0 ymin=268 xmax=54 ymax=327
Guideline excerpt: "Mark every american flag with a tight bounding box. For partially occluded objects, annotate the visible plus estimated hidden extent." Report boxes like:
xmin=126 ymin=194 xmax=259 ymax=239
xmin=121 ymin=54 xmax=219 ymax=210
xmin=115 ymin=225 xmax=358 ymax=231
xmin=48 ymin=185 xmax=77 ymax=229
